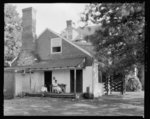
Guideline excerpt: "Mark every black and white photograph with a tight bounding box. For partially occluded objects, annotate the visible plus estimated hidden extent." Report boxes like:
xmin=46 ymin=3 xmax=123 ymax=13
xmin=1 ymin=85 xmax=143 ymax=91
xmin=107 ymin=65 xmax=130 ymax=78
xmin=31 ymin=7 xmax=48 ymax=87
xmin=4 ymin=3 xmax=145 ymax=116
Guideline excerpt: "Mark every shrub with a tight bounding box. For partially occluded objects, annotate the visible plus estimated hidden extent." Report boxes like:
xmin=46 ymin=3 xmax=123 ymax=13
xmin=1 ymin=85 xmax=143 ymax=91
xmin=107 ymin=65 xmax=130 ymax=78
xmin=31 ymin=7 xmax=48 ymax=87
xmin=126 ymin=78 xmax=142 ymax=91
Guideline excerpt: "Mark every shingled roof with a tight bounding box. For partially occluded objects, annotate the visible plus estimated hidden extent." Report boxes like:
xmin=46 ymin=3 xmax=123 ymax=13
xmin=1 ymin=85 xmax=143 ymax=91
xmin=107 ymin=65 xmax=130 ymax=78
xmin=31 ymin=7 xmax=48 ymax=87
xmin=5 ymin=57 xmax=86 ymax=71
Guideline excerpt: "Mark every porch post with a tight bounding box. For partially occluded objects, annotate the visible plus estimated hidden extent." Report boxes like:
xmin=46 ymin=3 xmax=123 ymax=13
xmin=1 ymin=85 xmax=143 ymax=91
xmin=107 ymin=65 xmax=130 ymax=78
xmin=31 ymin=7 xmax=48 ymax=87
xmin=29 ymin=70 xmax=31 ymax=91
xmin=74 ymin=68 xmax=76 ymax=97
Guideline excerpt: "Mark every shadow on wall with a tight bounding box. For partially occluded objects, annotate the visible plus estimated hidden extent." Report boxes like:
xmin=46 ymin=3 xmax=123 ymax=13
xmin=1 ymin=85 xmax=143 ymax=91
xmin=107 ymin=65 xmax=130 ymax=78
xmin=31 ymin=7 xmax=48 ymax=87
xmin=4 ymin=71 xmax=15 ymax=99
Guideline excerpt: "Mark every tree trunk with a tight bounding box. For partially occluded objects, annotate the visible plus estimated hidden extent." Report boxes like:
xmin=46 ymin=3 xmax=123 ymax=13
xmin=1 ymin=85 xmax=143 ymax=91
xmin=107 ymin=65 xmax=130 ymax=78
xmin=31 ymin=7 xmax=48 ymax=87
xmin=107 ymin=75 xmax=111 ymax=95
xmin=138 ymin=64 xmax=144 ymax=90
xmin=133 ymin=65 xmax=142 ymax=91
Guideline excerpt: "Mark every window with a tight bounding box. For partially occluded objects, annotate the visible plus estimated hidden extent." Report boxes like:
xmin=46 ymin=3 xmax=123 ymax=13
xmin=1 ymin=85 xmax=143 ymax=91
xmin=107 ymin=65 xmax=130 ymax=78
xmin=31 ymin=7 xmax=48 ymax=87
xmin=51 ymin=38 xmax=62 ymax=54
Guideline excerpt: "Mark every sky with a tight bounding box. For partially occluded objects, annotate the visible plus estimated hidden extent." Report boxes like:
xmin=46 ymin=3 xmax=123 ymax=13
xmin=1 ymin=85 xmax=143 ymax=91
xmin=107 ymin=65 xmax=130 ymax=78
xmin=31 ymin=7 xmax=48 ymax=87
xmin=12 ymin=3 xmax=88 ymax=36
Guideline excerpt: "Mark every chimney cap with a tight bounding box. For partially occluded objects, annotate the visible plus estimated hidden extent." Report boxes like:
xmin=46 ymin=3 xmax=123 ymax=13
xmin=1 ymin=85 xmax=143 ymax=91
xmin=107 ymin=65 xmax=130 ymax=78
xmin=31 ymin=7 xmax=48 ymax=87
xmin=67 ymin=20 xmax=72 ymax=22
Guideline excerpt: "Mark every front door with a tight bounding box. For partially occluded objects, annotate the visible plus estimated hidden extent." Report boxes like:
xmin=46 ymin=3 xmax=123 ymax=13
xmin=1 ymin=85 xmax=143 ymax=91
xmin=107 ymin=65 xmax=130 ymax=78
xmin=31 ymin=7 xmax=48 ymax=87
xmin=44 ymin=71 xmax=52 ymax=92
xmin=70 ymin=70 xmax=83 ymax=93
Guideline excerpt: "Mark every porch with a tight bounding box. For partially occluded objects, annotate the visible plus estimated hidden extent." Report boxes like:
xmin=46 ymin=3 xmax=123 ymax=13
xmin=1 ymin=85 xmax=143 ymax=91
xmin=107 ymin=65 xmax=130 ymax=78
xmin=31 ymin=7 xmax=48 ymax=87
xmin=4 ymin=57 xmax=88 ymax=99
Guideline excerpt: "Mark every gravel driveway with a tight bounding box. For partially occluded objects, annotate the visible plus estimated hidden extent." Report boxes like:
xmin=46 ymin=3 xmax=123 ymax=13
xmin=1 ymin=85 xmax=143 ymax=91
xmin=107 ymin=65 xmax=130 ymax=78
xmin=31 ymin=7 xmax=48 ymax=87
xmin=4 ymin=91 xmax=144 ymax=116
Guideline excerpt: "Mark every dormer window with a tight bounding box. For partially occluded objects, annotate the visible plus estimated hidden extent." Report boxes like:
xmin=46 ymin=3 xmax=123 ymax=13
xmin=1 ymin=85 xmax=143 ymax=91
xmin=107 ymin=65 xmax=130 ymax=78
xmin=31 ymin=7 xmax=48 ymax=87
xmin=51 ymin=38 xmax=62 ymax=54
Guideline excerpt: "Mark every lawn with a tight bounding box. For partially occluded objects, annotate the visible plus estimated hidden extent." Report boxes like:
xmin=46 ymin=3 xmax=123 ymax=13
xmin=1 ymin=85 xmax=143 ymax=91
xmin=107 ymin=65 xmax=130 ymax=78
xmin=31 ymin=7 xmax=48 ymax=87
xmin=4 ymin=91 xmax=144 ymax=116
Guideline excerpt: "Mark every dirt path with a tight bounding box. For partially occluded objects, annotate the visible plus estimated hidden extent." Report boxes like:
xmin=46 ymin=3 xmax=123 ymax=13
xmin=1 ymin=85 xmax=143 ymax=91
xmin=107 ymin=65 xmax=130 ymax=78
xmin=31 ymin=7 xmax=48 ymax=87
xmin=4 ymin=92 xmax=144 ymax=116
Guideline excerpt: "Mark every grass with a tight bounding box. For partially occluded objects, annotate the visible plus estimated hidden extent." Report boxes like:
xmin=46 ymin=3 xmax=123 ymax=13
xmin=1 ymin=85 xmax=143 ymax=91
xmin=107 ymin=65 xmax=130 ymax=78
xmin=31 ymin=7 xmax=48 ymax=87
xmin=4 ymin=91 xmax=144 ymax=116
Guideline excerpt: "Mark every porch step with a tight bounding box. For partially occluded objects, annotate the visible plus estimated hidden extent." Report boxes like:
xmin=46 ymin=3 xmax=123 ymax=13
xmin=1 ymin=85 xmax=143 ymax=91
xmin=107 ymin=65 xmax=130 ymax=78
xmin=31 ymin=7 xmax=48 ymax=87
xmin=25 ymin=93 xmax=75 ymax=98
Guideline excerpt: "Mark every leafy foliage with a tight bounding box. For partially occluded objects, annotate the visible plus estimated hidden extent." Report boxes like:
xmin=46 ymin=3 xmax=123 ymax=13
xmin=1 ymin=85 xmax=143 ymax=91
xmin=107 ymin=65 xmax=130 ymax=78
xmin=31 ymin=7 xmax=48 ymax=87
xmin=17 ymin=51 xmax=37 ymax=66
xmin=81 ymin=3 xmax=145 ymax=74
xmin=4 ymin=4 xmax=22 ymax=66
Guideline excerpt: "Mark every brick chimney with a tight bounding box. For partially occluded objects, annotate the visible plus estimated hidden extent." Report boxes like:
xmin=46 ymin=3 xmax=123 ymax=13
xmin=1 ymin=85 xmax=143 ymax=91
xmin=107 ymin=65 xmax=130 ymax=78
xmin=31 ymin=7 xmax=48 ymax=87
xmin=66 ymin=20 xmax=72 ymax=28
xmin=22 ymin=7 xmax=36 ymax=52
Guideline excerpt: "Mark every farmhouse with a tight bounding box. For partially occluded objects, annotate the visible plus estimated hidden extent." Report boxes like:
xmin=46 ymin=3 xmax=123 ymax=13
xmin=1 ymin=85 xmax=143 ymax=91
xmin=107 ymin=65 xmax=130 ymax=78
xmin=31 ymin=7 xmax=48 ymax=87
xmin=4 ymin=7 xmax=104 ymax=99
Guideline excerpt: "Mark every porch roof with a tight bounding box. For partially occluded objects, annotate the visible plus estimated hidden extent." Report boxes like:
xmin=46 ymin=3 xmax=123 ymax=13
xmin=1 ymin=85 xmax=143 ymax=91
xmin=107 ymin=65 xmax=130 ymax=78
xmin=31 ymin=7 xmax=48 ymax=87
xmin=4 ymin=57 xmax=86 ymax=71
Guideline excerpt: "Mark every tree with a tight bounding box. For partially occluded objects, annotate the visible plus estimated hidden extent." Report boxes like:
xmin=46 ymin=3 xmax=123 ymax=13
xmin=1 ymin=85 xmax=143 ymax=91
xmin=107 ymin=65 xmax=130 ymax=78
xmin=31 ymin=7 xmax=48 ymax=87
xmin=4 ymin=4 xmax=22 ymax=67
xmin=81 ymin=3 xmax=145 ymax=90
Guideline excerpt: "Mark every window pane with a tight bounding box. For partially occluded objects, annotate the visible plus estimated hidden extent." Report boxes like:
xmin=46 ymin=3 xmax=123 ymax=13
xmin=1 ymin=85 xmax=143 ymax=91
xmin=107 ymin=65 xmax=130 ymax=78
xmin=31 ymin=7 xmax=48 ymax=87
xmin=51 ymin=38 xmax=61 ymax=47
xmin=52 ymin=47 xmax=61 ymax=52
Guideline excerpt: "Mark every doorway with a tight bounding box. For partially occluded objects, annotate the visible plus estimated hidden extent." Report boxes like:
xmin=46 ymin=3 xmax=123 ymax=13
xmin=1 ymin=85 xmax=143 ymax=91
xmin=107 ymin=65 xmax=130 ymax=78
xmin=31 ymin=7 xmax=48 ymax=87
xmin=44 ymin=71 xmax=52 ymax=92
xmin=70 ymin=70 xmax=83 ymax=93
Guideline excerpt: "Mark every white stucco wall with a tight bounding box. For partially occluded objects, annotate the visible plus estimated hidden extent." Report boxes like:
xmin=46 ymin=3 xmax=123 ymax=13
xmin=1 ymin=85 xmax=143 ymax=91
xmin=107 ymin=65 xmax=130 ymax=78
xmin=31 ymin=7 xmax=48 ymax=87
xmin=22 ymin=74 xmax=30 ymax=93
xmin=30 ymin=72 xmax=44 ymax=93
xmin=15 ymin=73 xmax=23 ymax=96
xmin=83 ymin=66 xmax=93 ymax=93
xmin=15 ymin=71 xmax=44 ymax=95
xmin=92 ymin=61 xmax=104 ymax=97
xmin=52 ymin=70 xmax=70 ymax=93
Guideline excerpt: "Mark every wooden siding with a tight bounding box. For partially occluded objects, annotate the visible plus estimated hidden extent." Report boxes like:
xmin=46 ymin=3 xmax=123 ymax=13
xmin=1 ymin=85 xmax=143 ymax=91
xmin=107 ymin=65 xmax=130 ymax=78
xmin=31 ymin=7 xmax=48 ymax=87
xmin=37 ymin=29 xmax=93 ymax=66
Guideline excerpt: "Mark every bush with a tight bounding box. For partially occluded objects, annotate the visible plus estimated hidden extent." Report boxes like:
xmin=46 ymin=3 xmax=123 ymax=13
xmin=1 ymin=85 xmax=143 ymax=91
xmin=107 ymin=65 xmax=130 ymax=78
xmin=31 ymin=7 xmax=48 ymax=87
xmin=126 ymin=78 xmax=142 ymax=91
